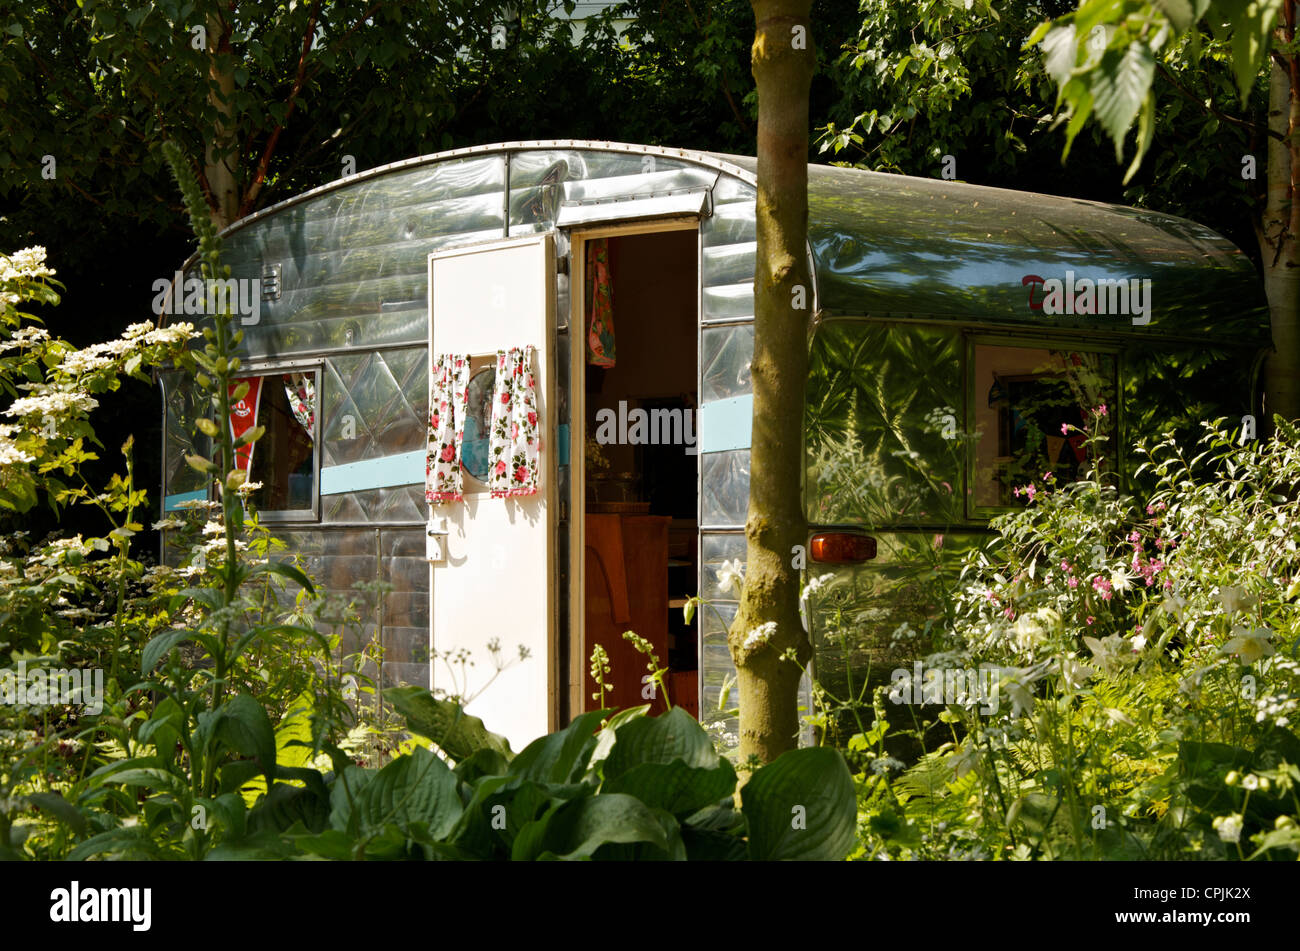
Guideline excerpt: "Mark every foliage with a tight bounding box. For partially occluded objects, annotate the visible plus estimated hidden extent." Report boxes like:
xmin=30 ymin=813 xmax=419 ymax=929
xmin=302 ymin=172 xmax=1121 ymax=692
xmin=842 ymin=414 xmax=1300 ymax=860
xmin=188 ymin=692 xmax=857 ymax=861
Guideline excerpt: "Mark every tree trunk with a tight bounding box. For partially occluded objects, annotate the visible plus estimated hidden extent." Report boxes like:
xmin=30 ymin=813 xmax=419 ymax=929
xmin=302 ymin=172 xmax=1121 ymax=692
xmin=204 ymin=7 xmax=240 ymax=229
xmin=731 ymin=0 xmax=814 ymax=774
xmin=1261 ymin=29 xmax=1300 ymax=423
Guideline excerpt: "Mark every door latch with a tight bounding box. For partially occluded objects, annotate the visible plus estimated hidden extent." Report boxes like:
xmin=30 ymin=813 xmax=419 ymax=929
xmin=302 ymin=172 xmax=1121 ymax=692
xmin=426 ymin=516 xmax=449 ymax=563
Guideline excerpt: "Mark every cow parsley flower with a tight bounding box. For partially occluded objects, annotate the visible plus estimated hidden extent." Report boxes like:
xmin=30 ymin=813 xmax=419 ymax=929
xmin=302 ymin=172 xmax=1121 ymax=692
xmin=743 ymin=621 xmax=777 ymax=651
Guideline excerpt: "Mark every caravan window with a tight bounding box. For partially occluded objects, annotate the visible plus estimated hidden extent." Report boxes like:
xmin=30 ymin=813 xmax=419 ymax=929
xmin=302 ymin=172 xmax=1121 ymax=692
xmin=230 ymin=369 xmax=320 ymax=518
xmin=970 ymin=344 xmax=1116 ymax=512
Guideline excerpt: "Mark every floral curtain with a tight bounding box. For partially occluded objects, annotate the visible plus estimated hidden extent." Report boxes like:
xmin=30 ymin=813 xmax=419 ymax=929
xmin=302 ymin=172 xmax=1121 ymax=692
xmin=426 ymin=353 xmax=470 ymax=504
xmin=488 ymin=346 xmax=540 ymax=498
xmin=283 ymin=373 xmax=315 ymax=438
xmin=585 ymin=238 xmax=615 ymax=367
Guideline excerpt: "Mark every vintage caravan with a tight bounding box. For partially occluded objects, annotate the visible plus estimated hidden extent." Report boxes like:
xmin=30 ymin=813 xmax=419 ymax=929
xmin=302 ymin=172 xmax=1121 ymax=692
xmin=157 ymin=140 xmax=1272 ymax=753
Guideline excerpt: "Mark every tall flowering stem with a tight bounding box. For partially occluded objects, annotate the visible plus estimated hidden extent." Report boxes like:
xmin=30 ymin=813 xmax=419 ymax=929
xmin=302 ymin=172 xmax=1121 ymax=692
xmin=162 ymin=140 xmax=257 ymax=711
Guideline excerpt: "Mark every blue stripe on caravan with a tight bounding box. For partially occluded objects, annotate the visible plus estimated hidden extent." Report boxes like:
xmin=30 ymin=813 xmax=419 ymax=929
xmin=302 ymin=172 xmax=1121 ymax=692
xmin=163 ymin=490 xmax=208 ymax=511
xmin=699 ymin=394 xmax=753 ymax=453
xmin=320 ymin=450 xmax=426 ymax=495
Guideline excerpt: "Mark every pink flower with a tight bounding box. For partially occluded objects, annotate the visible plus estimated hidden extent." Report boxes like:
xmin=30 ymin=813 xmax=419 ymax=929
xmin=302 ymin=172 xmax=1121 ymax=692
xmin=1061 ymin=423 xmax=1070 ymax=435
xmin=1128 ymin=530 xmax=1140 ymax=544
xmin=494 ymin=461 xmax=507 ymax=476
xmin=1023 ymin=484 xmax=1037 ymax=501
xmin=501 ymin=392 xmax=511 ymax=404
xmin=1042 ymin=471 xmax=1053 ymax=481
xmin=440 ymin=445 xmax=455 ymax=462
xmin=1092 ymin=575 xmax=1113 ymax=601
xmin=1067 ymin=576 xmax=1079 ymax=589
xmin=1060 ymin=560 xmax=1072 ymax=572
xmin=1086 ymin=616 xmax=1095 ymax=626
xmin=933 ymin=534 xmax=944 ymax=549
xmin=1146 ymin=504 xmax=1155 ymax=515
xmin=1003 ymin=606 xmax=1015 ymax=619
xmin=514 ymin=465 xmax=529 ymax=483
xmin=511 ymin=422 xmax=519 ymax=439
xmin=431 ymin=412 xmax=440 ymax=428
xmin=527 ymin=411 xmax=537 ymax=426
xmin=1094 ymin=404 xmax=1108 ymax=417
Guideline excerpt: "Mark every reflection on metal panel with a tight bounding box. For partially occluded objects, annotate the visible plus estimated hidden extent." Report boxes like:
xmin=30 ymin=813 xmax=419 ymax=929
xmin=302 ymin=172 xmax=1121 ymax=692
xmin=322 ymin=484 xmax=427 ymax=524
xmin=805 ymin=164 xmax=1270 ymax=341
xmin=701 ymin=323 xmax=753 ymax=403
xmin=272 ymin=526 xmax=429 ymax=688
xmin=322 ymin=349 xmax=427 ymax=468
xmin=805 ymin=321 xmax=964 ymax=527
xmin=805 ymin=531 xmax=983 ymax=747
xmin=701 ymin=449 xmax=750 ymax=527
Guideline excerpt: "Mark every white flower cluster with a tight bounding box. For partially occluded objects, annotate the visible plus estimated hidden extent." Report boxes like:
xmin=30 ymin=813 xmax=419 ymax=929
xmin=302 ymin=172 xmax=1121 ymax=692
xmin=0 ymin=247 xmax=55 ymax=282
xmin=0 ymin=326 xmax=51 ymax=352
xmin=801 ymin=572 xmax=834 ymax=599
xmin=4 ymin=388 xmax=98 ymax=420
xmin=0 ymin=423 xmax=33 ymax=467
xmin=743 ymin=621 xmax=778 ymax=651
xmin=56 ymin=321 xmax=197 ymax=376
xmin=0 ymin=247 xmax=55 ymax=309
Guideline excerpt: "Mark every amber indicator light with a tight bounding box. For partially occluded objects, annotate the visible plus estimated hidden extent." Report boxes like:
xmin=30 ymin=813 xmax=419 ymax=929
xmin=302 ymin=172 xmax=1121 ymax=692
xmin=809 ymin=533 xmax=877 ymax=564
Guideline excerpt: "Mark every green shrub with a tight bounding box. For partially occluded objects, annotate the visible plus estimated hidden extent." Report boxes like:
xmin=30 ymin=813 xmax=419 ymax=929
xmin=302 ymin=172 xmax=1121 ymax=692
xmin=849 ymin=410 xmax=1300 ymax=860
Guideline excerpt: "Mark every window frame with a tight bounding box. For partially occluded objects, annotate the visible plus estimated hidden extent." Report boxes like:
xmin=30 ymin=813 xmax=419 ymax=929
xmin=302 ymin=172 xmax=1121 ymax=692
xmin=964 ymin=333 xmax=1121 ymax=522
xmin=237 ymin=359 xmax=323 ymax=523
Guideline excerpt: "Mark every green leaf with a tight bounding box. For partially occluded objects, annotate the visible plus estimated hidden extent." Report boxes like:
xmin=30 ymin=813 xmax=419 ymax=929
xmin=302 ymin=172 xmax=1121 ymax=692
xmin=509 ymin=709 xmax=606 ymax=784
xmin=1089 ymin=41 xmax=1156 ymax=153
xmin=1040 ymin=23 xmax=1079 ymax=89
xmin=388 ymin=686 xmax=513 ymax=763
xmin=141 ymin=627 xmax=193 ymax=673
xmin=742 ymin=747 xmax=856 ymax=861
xmin=1220 ymin=0 xmax=1283 ymax=105
xmin=602 ymin=757 xmax=736 ymax=817
xmin=543 ymin=793 xmax=678 ymax=860
xmin=26 ymin=791 xmax=89 ymax=837
xmin=347 ymin=747 xmax=463 ymax=842
xmin=242 ymin=560 xmax=315 ymax=594
xmin=212 ymin=693 xmax=277 ymax=784
xmin=1151 ymin=0 xmax=1209 ymax=33
xmin=603 ymin=706 xmax=720 ymax=779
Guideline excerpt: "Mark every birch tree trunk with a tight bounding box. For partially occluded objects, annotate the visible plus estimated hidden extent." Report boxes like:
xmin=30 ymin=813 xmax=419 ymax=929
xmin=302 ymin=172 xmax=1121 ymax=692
xmin=730 ymin=0 xmax=815 ymax=773
xmin=1261 ymin=33 xmax=1300 ymax=424
xmin=204 ymin=7 xmax=240 ymax=229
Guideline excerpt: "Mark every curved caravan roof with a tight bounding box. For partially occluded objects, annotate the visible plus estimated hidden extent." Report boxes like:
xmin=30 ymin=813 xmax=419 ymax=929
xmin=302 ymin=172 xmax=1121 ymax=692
xmin=713 ymin=152 xmax=1268 ymax=344
xmin=192 ymin=139 xmax=1269 ymax=357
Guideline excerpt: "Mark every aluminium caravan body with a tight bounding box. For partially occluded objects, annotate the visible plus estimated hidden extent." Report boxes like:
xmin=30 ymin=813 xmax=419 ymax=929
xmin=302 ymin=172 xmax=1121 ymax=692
xmin=157 ymin=140 xmax=1272 ymax=753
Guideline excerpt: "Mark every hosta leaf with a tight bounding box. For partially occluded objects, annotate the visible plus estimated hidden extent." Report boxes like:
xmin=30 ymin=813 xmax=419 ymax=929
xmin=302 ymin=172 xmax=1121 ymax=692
xmin=742 ymin=747 xmax=856 ymax=861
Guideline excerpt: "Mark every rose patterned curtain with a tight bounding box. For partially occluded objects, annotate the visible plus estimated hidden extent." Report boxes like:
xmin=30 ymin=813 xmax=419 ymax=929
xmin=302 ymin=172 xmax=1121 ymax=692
xmin=488 ymin=346 xmax=540 ymax=498
xmin=426 ymin=353 xmax=470 ymax=504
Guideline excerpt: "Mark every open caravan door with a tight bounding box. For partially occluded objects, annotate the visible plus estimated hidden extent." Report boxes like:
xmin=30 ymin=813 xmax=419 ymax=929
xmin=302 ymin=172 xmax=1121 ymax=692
xmin=427 ymin=235 xmax=555 ymax=751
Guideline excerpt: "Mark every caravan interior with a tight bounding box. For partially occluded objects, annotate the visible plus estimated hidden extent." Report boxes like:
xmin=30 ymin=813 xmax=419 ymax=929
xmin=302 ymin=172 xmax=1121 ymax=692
xmin=571 ymin=223 xmax=700 ymax=719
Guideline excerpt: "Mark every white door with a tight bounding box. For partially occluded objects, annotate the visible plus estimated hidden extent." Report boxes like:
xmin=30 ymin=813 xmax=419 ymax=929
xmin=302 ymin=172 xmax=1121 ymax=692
xmin=428 ymin=235 xmax=555 ymax=751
